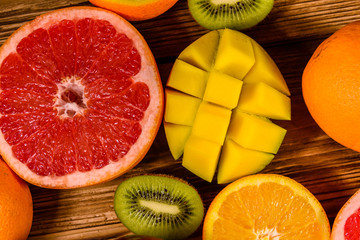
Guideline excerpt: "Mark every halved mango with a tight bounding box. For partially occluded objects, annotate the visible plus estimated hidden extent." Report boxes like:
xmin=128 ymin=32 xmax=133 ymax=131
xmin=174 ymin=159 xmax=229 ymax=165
xmin=236 ymin=82 xmax=291 ymax=120
xmin=217 ymin=139 xmax=274 ymax=184
xmin=227 ymin=111 xmax=287 ymax=154
xmin=164 ymin=29 xmax=291 ymax=184
xmin=164 ymin=89 xmax=201 ymax=125
xmin=182 ymin=135 xmax=221 ymax=182
xmin=167 ymin=59 xmax=208 ymax=98
xmin=164 ymin=122 xmax=192 ymax=160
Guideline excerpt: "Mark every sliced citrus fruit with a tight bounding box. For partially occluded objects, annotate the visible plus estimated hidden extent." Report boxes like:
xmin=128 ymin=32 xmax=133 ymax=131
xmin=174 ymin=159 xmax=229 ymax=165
xmin=0 ymin=7 xmax=163 ymax=189
xmin=203 ymin=174 xmax=331 ymax=240
xmin=89 ymin=0 xmax=179 ymax=21
xmin=331 ymin=189 xmax=360 ymax=240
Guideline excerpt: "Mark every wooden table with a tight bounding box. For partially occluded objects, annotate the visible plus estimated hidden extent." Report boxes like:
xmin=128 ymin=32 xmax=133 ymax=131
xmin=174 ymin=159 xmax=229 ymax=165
xmin=1 ymin=0 xmax=360 ymax=239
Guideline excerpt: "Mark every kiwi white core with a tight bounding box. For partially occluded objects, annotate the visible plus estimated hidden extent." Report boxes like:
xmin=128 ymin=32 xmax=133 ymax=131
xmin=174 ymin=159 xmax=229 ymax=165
xmin=139 ymin=199 xmax=181 ymax=214
xmin=210 ymin=0 xmax=241 ymax=4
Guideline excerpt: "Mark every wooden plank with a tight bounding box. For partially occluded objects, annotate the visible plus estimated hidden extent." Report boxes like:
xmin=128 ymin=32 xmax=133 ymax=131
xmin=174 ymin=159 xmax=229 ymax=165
xmin=0 ymin=0 xmax=360 ymax=239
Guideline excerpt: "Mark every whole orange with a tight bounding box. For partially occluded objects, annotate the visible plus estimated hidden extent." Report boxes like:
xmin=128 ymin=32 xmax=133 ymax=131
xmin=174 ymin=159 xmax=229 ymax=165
xmin=0 ymin=158 xmax=33 ymax=240
xmin=303 ymin=20 xmax=360 ymax=152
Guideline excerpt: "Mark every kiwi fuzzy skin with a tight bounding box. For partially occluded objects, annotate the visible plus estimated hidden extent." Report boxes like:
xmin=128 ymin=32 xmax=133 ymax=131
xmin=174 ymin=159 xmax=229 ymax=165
xmin=114 ymin=174 xmax=204 ymax=240
xmin=188 ymin=0 xmax=274 ymax=30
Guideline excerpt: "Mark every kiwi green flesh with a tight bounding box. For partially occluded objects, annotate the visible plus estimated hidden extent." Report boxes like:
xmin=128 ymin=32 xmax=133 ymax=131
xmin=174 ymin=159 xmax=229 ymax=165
xmin=188 ymin=0 xmax=274 ymax=30
xmin=114 ymin=175 xmax=204 ymax=240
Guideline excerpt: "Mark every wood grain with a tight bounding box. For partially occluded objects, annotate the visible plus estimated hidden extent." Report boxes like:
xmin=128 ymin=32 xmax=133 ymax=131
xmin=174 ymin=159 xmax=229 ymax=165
xmin=1 ymin=0 xmax=360 ymax=239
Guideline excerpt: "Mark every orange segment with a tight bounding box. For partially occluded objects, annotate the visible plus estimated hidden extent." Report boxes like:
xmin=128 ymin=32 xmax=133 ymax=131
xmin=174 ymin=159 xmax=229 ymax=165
xmin=203 ymin=174 xmax=330 ymax=240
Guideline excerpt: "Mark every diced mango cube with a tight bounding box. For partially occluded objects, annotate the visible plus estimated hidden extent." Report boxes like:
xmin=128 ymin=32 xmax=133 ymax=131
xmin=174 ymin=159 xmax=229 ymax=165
xmin=236 ymin=82 xmax=291 ymax=120
xmin=214 ymin=29 xmax=255 ymax=80
xmin=243 ymin=39 xmax=291 ymax=96
xmin=182 ymin=136 xmax=221 ymax=182
xmin=167 ymin=59 xmax=208 ymax=98
xmin=164 ymin=122 xmax=192 ymax=160
xmin=178 ymin=30 xmax=220 ymax=71
xmin=203 ymin=70 xmax=243 ymax=109
xmin=192 ymin=101 xmax=232 ymax=145
xmin=227 ymin=111 xmax=287 ymax=154
xmin=217 ymin=139 xmax=274 ymax=184
xmin=164 ymin=89 xmax=201 ymax=125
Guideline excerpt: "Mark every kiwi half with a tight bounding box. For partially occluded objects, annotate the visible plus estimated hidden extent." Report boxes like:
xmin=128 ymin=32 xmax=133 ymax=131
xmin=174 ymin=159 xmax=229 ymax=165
xmin=114 ymin=175 xmax=204 ymax=240
xmin=188 ymin=0 xmax=274 ymax=30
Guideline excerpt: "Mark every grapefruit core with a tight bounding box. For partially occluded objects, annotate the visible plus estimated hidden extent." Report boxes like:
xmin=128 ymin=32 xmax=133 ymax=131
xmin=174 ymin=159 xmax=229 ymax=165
xmin=0 ymin=7 xmax=164 ymax=189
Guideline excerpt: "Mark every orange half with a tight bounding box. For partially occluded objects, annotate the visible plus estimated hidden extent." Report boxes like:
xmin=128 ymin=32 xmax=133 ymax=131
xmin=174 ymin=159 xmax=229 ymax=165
xmin=89 ymin=0 xmax=179 ymax=21
xmin=203 ymin=174 xmax=330 ymax=240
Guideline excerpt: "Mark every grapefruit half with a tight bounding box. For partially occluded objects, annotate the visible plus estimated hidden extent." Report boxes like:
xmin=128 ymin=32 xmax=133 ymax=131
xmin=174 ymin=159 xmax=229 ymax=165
xmin=331 ymin=189 xmax=360 ymax=240
xmin=0 ymin=7 xmax=164 ymax=189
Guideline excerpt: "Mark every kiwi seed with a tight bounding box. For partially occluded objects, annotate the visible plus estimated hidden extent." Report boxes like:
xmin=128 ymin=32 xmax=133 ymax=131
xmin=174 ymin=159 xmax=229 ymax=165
xmin=114 ymin=175 xmax=204 ymax=240
xmin=188 ymin=0 xmax=274 ymax=30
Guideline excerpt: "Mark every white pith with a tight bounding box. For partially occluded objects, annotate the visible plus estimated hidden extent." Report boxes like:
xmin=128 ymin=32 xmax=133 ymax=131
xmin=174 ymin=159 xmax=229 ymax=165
xmin=55 ymin=76 xmax=87 ymax=118
xmin=0 ymin=7 xmax=163 ymax=189
xmin=255 ymin=228 xmax=280 ymax=240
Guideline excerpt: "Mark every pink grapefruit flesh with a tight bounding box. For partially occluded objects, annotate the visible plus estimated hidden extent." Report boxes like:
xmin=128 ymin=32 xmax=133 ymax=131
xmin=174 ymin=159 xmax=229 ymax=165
xmin=0 ymin=7 xmax=163 ymax=189
xmin=331 ymin=189 xmax=360 ymax=240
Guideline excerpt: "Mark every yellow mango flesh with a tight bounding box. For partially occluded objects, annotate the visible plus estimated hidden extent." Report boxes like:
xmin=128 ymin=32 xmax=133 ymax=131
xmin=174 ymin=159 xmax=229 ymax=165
xmin=164 ymin=29 xmax=290 ymax=183
xmin=164 ymin=89 xmax=201 ymax=126
xmin=214 ymin=29 xmax=255 ymax=80
xmin=182 ymin=136 xmax=221 ymax=182
xmin=217 ymin=139 xmax=274 ymax=184
xmin=227 ymin=111 xmax=287 ymax=154
xmin=166 ymin=59 xmax=208 ymax=98
xmin=178 ymin=30 xmax=219 ymax=71
xmin=244 ymin=39 xmax=291 ymax=96
xmin=203 ymin=70 xmax=243 ymax=109
xmin=236 ymin=82 xmax=291 ymax=120
xmin=192 ymin=101 xmax=232 ymax=145
xmin=164 ymin=122 xmax=192 ymax=160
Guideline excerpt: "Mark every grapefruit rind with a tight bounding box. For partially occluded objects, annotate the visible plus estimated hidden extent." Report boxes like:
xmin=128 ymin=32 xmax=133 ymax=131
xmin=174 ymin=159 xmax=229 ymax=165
xmin=331 ymin=189 xmax=360 ymax=240
xmin=203 ymin=174 xmax=331 ymax=239
xmin=0 ymin=7 xmax=163 ymax=189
